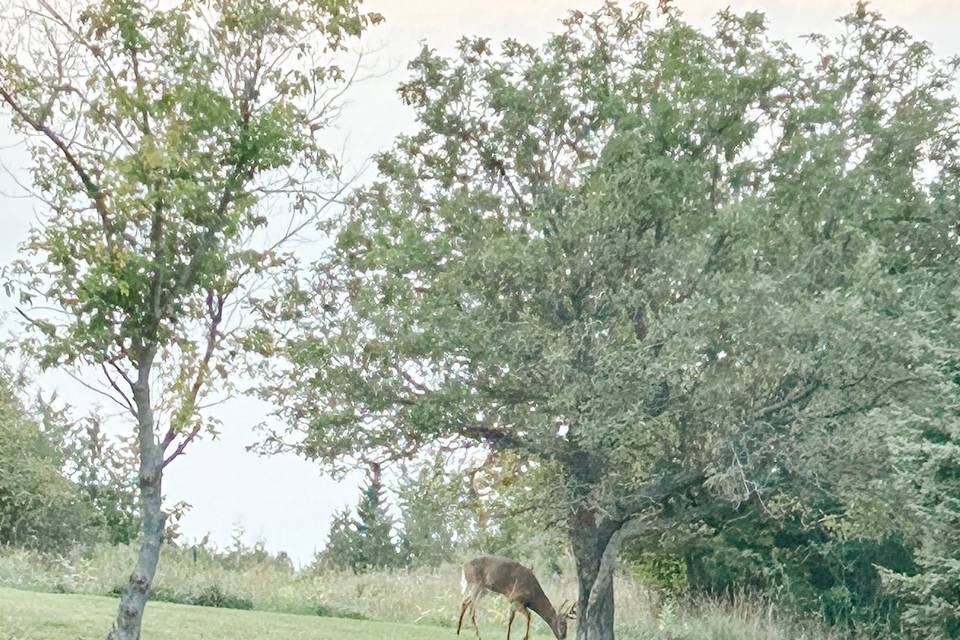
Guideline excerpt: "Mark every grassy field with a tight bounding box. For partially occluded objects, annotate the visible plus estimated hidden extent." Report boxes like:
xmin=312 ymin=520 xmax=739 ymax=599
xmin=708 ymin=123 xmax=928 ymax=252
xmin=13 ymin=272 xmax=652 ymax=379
xmin=0 ymin=586 xmax=558 ymax=640
xmin=0 ymin=546 xmax=846 ymax=640
xmin=0 ymin=584 xmax=847 ymax=640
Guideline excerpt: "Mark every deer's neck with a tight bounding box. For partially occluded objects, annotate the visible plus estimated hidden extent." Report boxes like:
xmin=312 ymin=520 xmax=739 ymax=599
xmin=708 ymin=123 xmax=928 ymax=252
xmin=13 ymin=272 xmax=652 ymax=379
xmin=527 ymin=592 xmax=559 ymax=630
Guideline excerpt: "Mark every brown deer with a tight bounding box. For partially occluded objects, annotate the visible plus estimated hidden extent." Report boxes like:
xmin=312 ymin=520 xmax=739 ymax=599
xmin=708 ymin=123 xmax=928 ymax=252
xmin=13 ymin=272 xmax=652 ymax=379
xmin=456 ymin=555 xmax=576 ymax=640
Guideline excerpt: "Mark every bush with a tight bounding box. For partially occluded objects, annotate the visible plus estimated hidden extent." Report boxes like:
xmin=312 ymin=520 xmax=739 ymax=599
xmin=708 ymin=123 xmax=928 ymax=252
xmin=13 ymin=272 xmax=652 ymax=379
xmin=670 ymin=514 xmax=913 ymax=633
xmin=116 ymin=583 xmax=255 ymax=611
xmin=0 ymin=377 xmax=98 ymax=551
xmin=314 ymin=603 xmax=366 ymax=619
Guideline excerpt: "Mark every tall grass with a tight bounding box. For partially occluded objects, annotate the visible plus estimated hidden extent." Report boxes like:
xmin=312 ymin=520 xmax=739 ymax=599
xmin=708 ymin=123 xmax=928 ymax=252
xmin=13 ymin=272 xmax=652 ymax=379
xmin=0 ymin=544 xmax=846 ymax=639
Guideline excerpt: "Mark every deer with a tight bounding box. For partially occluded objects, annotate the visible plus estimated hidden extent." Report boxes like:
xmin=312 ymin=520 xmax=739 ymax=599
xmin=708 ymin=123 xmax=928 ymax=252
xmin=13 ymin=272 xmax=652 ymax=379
xmin=456 ymin=555 xmax=576 ymax=640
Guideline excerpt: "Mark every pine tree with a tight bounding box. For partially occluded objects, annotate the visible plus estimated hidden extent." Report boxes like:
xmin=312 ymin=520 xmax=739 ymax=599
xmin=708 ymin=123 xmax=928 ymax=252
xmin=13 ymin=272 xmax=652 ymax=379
xmin=320 ymin=463 xmax=401 ymax=572
xmin=354 ymin=463 xmax=401 ymax=570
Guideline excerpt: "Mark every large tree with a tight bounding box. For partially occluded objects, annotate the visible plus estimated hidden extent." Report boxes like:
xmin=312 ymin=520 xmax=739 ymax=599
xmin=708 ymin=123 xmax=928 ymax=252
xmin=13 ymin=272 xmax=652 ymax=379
xmin=0 ymin=1 xmax=379 ymax=637
xmin=261 ymin=4 xmax=960 ymax=639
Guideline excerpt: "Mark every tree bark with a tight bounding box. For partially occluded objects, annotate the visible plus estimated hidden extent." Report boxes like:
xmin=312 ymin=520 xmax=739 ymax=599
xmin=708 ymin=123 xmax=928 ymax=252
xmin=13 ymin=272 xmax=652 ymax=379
xmin=108 ymin=356 xmax=164 ymax=640
xmin=570 ymin=511 xmax=618 ymax=640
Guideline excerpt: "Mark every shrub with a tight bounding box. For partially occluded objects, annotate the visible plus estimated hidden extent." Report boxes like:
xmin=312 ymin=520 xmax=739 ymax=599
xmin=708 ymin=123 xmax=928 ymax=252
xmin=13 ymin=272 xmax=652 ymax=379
xmin=147 ymin=584 xmax=253 ymax=610
xmin=314 ymin=603 xmax=367 ymax=619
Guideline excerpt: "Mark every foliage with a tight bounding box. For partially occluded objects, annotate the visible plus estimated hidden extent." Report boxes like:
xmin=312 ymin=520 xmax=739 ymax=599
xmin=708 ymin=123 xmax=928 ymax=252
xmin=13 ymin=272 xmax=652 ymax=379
xmin=0 ymin=372 xmax=96 ymax=550
xmin=881 ymin=408 xmax=960 ymax=639
xmin=147 ymin=583 xmax=254 ymax=610
xmin=261 ymin=2 xmax=960 ymax=637
xmin=624 ymin=551 xmax=687 ymax=597
xmin=395 ymin=456 xmax=459 ymax=567
xmin=0 ymin=364 xmax=142 ymax=549
xmin=355 ymin=466 xmax=402 ymax=569
xmin=672 ymin=516 xmax=913 ymax=630
xmin=47 ymin=410 xmax=141 ymax=546
xmin=314 ymin=603 xmax=368 ymax=619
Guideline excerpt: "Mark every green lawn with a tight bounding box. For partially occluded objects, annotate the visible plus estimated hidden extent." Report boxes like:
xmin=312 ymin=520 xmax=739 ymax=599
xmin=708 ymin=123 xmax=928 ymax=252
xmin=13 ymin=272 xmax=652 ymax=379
xmin=0 ymin=587 xmax=522 ymax=640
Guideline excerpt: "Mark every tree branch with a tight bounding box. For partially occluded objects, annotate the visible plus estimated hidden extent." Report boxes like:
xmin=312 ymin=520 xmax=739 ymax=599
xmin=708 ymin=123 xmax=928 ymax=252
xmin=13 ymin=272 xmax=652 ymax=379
xmin=161 ymin=291 xmax=226 ymax=467
xmin=0 ymin=86 xmax=112 ymax=242
xmin=754 ymin=380 xmax=821 ymax=420
xmin=586 ymin=514 xmax=656 ymax=612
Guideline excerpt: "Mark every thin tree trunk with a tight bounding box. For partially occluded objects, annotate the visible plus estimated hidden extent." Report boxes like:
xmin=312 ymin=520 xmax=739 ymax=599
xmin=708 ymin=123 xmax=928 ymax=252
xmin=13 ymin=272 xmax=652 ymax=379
xmin=108 ymin=357 xmax=164 ymax=640
xmin=570 ymin=511 xmax=617 ymax=640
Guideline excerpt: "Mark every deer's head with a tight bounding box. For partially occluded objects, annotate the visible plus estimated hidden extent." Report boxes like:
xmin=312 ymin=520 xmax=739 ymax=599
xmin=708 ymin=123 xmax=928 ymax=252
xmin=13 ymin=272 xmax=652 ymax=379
xmin=553 ymin=600 xmax=577 ymax=639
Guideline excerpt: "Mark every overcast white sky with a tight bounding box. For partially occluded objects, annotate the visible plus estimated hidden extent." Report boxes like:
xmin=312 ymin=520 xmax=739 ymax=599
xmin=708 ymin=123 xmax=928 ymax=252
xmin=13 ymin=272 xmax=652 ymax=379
xmin=1 ymin=0 xmax=958 ymax=565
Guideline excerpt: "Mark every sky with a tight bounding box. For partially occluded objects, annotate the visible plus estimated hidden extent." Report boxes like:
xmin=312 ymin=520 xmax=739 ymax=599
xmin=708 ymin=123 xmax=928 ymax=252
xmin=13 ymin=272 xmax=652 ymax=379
xmin=1 ymin=0 xmax=959 ymax=565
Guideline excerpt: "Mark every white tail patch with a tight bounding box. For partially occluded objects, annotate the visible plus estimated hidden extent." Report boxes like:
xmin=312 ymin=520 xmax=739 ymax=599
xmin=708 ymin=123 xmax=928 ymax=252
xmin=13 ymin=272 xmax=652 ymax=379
xmin=460 ymin=569 xmax=468 ymax=595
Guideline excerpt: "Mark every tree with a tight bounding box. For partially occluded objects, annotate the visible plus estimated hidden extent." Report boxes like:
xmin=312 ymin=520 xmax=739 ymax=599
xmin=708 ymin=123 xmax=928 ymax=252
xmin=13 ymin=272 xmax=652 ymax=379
xmin=0 ymin=1 xmax=380 ymax=637
xmin=354 ymin=463 xmax=402 ymax=569
xmin=319 ymin=464 xmax=402 ymax=571
xmin=396 ymin=456 xmax=459 ymax=567
xmin=262 ymin=4 xmax=960 ymax=639
xmin=882 ymin=377 xmax=960 ymax=639
xmin=59 ymin=414 xmax=140 ymax=546
xmin=320 ymin=506 xmax=362 ymax=571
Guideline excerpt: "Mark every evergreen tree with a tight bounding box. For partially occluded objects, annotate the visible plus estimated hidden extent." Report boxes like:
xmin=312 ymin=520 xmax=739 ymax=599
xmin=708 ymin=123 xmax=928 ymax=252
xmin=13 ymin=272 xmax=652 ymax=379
xmin=354 ymin=464 xmax=402 ymax=570
xmin=882 ymin=395 xmax=960 ymax=639
xmin=320 ymin=464 xmax=401 ymax=572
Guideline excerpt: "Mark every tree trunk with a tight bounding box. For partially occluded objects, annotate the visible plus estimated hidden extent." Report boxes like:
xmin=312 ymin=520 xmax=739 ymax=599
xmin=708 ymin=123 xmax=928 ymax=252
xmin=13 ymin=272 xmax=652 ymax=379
xmin=570 ymin=511 xmax=618 ymax=640
xmin=108 ymin=358 xmax=164 ymax=640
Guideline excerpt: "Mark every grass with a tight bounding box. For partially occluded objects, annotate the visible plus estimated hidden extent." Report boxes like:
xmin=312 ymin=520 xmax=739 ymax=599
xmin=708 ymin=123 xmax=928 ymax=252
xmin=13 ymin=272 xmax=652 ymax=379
xmin=0 ymin=584 xmax=844 ymax=640
xmin=0 ymin=546 xmax=845 ymax=640
xmin=0 ymin=586 xmax=555 ymax=640
xmin=0 ymin=545 xmax=601 ymax=627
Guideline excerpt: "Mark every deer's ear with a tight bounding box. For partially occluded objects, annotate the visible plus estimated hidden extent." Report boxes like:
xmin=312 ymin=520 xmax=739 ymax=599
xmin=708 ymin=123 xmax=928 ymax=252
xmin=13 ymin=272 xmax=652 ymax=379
xmin=565 ymin=602 xmax=577 ymax=619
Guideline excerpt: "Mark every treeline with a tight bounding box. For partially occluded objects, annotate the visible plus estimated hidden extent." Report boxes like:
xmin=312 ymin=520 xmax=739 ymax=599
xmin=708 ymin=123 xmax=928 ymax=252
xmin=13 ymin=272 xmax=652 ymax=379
xmin=319 ymin=456 xmax=565 ymax=573
xmin=317 ymin=455 xmax=924 ymax=635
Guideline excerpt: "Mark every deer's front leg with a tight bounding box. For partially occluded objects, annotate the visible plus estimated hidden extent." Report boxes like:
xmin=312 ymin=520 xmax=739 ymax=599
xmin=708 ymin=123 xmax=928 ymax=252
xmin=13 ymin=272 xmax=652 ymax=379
xmin=507 ymin=608 xmax=516 ymax=640
xmin=522 ymin=607 xmax=531 ymax=640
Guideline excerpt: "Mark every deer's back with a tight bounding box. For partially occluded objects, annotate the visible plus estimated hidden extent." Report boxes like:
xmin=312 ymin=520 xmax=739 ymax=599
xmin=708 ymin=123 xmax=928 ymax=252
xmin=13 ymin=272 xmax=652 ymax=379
xmin=464 ymin=555 xmax=546 ymax=602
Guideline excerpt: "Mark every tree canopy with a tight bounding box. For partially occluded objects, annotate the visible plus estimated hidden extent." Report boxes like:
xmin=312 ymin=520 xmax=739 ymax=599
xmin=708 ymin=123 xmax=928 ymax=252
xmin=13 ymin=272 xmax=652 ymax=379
xmin=262 ymin=4 xmax=960 ymax=639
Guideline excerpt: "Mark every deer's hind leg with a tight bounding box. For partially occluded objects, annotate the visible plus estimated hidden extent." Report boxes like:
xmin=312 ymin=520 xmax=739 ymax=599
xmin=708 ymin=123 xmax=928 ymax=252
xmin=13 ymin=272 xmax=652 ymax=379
xmin=459 ymin=585 xmax=484 ymax=638
xmin=521 ymin=607 xmax=531 ymax=640
xmin=470 ymin=602 xmax=481 ymax=640
xmin=462 ymin=587 xmax=483 ymax=640
xmin=507 ymin=608 xmax=516 ymax=640
xmin=457 ymin=597 xmax=471 ymax=636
